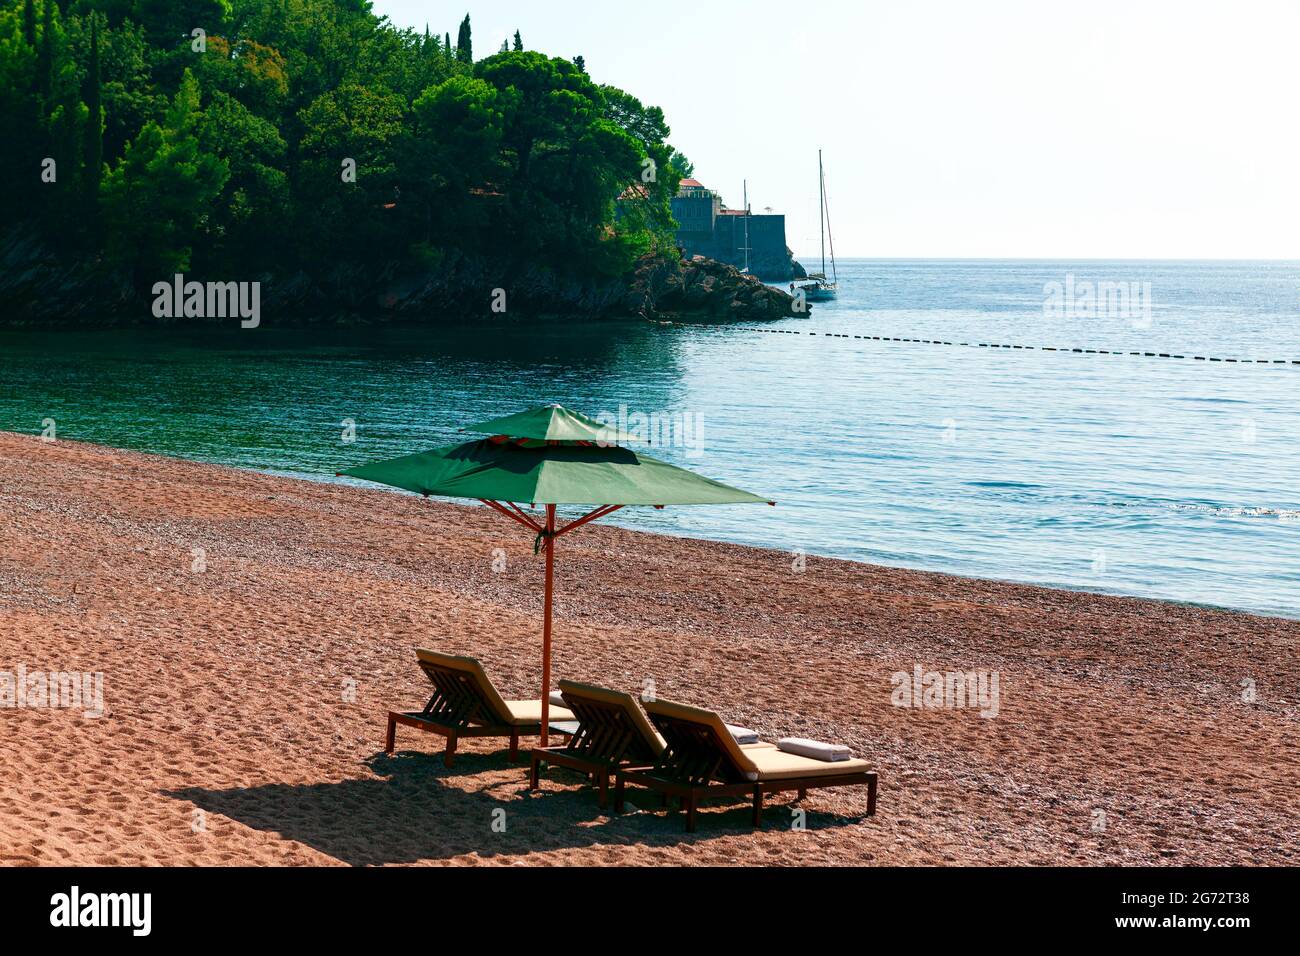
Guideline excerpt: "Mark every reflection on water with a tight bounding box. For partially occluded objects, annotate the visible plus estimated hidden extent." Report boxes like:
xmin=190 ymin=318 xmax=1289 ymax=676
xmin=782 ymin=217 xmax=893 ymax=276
xmin=2 ymin=259 xmax=1298 ymax=618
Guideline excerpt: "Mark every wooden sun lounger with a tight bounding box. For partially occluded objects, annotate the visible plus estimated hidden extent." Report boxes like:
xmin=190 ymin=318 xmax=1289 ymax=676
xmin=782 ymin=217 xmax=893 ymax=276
xmin=385 ymin=650 xmax=576 ymax=768
xmin=614 ymin=699 xmax=878 ymax=832
xmin=527 ymin=681 xmax=666 ymax=808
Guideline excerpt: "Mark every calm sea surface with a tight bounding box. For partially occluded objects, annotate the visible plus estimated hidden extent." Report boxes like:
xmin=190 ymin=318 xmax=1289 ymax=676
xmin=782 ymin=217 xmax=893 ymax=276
xmin=3 ymin=260 xmax=1298 ymax=618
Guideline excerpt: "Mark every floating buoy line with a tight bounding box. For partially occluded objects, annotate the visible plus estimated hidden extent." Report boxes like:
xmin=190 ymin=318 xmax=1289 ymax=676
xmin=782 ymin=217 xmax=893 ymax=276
xmin=660 ymin=322 xmax=1300 ymax=366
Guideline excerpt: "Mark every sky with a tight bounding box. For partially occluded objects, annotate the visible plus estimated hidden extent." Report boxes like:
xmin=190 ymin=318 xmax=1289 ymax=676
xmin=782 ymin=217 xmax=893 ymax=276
xmin=374 ymin=1 xmax=1300 ymax=259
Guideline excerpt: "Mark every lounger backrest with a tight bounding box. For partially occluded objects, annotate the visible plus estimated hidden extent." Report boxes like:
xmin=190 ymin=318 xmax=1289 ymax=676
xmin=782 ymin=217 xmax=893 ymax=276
xmin=643 ymin=698 xmax=762 ymax=783
xmin=415 ymin=649 xmax=514 ymax=726
xmin=559 ymin=681 xmax=665 ymax=762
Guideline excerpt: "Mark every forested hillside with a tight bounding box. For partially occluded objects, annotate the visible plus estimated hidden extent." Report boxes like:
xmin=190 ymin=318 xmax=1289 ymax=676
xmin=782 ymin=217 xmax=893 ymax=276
xmin=0 ymin=1 xmax=697 ymax=321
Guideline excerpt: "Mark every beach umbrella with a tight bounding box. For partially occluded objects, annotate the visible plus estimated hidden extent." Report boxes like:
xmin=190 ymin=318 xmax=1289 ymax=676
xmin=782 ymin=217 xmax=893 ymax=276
xmin=341 ymin=404 xmax=773 ymax=745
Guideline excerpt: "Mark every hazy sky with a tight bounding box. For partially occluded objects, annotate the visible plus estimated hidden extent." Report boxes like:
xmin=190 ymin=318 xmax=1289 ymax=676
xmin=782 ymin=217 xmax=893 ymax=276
xmin=374 ymin=1 xmax=1300 ymax=259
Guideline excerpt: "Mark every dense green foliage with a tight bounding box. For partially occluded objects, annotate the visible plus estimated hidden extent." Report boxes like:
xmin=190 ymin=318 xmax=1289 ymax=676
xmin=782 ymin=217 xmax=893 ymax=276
xmin=0 ymin=0 xmax=688 ymax=308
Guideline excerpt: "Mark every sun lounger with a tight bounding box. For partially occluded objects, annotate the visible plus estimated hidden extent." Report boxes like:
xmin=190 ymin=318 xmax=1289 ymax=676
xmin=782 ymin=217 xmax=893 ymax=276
xmin=614 ymin=699 xmax=878 ymax=832
xmin=528 ymin=681 xmax=667 ymax=808
xmin=385 ymin=650 xmax=575 ymax=768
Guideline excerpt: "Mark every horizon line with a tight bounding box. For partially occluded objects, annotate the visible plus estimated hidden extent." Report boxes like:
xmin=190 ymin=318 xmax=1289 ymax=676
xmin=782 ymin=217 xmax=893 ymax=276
xmin=789 ymin=255 xmax=1300 ymax=263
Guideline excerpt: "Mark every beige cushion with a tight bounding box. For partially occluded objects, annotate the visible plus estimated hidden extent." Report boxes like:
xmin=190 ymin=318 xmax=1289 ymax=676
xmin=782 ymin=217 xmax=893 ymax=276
xmin=643 ymin=700 xmax=873 ymax=782
xmin=503 ymin=700 xmax=576 ymax=726
xmin=745 ymin=747 xmax=872 ymax=781
xmin=415 ymin=649 xmax=516 ymax=725
xmin=559 ymin=681 xmax=666 ymax=756
xmin=643 ymin=698 xmax=763 ymax=780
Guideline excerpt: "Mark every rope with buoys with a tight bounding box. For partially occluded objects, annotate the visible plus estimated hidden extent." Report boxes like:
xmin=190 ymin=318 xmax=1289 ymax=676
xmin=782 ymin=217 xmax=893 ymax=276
xmin=658 ymin=322 xmax=1300 ymax=365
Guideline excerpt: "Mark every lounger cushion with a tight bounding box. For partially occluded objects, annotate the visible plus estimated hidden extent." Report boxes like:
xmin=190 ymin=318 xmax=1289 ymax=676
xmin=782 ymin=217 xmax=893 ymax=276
xmin=777 ymin=738 xmax=853 ymax=762
xmin=727 ymin=724 xmax=761 ymax=744
xmin=559 ymin=680 xmax=666 ymax=755
xmin=643 ymin=698 xmax=764 ymax=780
xmin=503 ymin=700 xmax=576 ymax=726
xmin=745 ymin=747 xmax=872 ymax=781
xmin=416 ymin=650 xmax=525 ymax=726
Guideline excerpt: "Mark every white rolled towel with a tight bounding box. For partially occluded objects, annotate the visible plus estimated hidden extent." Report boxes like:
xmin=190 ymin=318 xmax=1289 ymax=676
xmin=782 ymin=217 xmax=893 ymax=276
xmin=778 ymin=738 xmax=853 ymax=762
xmin=727 ymin=724 xmax=760 ymax=745
xmin=549 ymin=690 xmax=567 ymax=709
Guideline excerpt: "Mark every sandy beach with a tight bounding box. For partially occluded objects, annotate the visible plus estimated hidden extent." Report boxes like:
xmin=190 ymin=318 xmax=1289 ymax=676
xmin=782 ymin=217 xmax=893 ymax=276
xmin=0 ymin=430 xmax=1295 ymax=867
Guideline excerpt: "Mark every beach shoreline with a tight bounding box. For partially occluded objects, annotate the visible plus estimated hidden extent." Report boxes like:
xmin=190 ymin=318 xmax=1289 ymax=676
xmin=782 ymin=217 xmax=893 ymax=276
xmin=2 ymin=431 xmax=1296 ymax=866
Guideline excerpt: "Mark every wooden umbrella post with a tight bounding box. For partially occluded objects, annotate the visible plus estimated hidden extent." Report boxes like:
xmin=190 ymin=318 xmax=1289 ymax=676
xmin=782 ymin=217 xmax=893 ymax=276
xmin=477 ymin=499 xmax=626 ymax=752
xmin=541 ymin=504 xmax=556 ymax=747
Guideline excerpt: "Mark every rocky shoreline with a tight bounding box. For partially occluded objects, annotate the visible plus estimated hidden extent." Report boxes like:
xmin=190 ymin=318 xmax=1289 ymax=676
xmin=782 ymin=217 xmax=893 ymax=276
xmin=0 ymin=227 xmax=801 ymax=326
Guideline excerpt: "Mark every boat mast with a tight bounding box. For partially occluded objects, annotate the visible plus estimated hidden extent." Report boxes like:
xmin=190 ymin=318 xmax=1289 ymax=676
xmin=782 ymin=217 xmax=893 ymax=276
xmin=822 ymin=156 xmax=838 ymax=285
xmin=743 ymin=179 xmax=751 ymax=274
xmin=819 ymin=150 xmax=826 ymax=278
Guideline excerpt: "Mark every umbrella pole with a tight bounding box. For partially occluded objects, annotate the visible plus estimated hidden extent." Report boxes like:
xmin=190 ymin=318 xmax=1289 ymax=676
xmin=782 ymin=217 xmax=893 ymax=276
xmin=541 ymin=504 xmax=556 ymax=747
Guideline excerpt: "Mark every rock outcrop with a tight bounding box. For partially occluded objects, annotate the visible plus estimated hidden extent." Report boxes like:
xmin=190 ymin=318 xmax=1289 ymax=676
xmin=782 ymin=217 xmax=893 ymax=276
xmin=623 ymin=255 xmax=805 ymax=322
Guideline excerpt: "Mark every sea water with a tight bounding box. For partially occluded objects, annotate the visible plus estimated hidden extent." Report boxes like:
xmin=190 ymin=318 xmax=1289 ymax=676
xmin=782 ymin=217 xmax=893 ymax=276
xmin=2 ymin=259 xmax=1296 ymax=618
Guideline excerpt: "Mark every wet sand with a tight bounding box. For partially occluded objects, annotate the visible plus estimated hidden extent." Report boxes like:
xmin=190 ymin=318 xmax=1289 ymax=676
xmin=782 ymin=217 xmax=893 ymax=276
xmin=0 ymin=431 xmax=1296 ymax=866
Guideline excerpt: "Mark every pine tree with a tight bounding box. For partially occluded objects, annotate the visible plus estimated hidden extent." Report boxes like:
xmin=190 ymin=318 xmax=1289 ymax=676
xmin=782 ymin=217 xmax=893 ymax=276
xmin=83 ymin=16 xmax=103 ymax=206
xmin=37 ymin=0 xmax=54 ymax=108
xmin=513 ymin=30 xmax=523 ymax=52
xmin=22 ymin=0 xmax=36 ymax=46
xmin=455 ymin=14 xmax=472 ymax=63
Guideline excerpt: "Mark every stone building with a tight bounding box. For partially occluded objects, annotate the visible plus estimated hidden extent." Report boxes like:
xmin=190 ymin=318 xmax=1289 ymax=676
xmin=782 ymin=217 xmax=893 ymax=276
xmin=670 ymin=178 xmax=802 ymax=281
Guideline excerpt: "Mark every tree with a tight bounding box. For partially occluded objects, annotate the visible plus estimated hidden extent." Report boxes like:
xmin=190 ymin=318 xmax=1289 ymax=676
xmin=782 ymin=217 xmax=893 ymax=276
xmin=513 ymin=30 xmax=522 ymax=52
xmin=130 ymin=0 xmax=233 ymax=47
xmin=574 ymin=55 xmax=585 ymax=74
xmin=473 ymin=52 xmax=652 ymax=272
xmin=100 ymin=69 xmax=229 ymax=283
xmin=22 ymin=0 xmax=36 ymax=47
xmin=84 ymin=16 xmax=104 ymax=206
xmin=455 ymin=14 xmax=471 ymax=63
xmin=36 ymin=0 xmax=53 ymax=107
xmin=401 ymin=75 xmax=504 ymax=244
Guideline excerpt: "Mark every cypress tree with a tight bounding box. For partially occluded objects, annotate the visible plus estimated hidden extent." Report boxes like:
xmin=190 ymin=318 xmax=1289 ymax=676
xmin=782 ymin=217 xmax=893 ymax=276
xmin=83 ymin=16 xmax=102 ymax=205
xmin=456 ymin=14 xmax=472 ymax=63
xmin=445 ymin=32 xmax=451 ymax=59
xmin=22 ymin=0 xmax=36 ymax=46
xmin=37 ymin=0 xmax=54 ymax=107
xmin=513 ymin=30 xmax=522 ymax=52
xmin=574 ymin=55 xmax=586 ymax=74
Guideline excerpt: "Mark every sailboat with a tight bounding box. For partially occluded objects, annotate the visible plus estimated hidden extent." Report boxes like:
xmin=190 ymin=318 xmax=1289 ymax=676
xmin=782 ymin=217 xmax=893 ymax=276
xmin=795 ymin=150 xmax=838 ymax=301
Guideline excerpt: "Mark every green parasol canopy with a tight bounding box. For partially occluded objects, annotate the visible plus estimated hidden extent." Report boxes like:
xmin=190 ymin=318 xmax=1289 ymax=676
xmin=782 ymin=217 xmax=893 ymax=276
xmin=342 ymin=439 xmax=771 ymax=507
xmin=463 ymin=403 xmax=648 ymax=445
xmin=340 ymin=404 xmax=773 ymax=747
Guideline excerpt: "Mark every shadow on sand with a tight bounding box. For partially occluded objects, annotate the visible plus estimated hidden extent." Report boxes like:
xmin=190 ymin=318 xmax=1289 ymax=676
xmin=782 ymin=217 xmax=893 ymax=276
xmin=165 ymin=750 xmax=870 ymax=865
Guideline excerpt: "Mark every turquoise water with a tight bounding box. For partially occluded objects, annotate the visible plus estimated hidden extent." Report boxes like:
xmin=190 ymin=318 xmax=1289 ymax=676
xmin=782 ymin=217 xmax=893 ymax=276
xmin=2 ymin=259 xmax=1298 ymax=618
